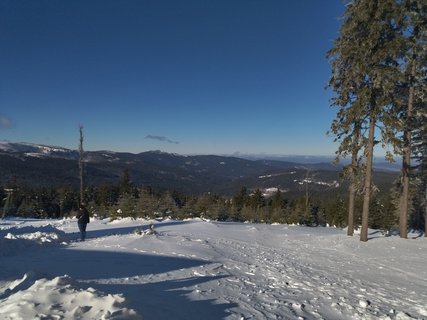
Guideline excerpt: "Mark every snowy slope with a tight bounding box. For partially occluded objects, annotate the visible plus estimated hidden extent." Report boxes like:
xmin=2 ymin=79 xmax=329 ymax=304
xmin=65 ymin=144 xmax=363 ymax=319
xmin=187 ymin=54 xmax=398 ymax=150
xmin=0 ymin=141 xmax=77 ymax=158
xmin=0 ymin=218 xmax=426 ymax=320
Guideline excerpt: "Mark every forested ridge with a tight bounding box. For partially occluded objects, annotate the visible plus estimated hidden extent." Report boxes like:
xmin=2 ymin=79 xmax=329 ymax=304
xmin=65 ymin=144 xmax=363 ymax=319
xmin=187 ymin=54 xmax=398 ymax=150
xmin=0 ymin=160 xmax=410 ymax=233
xmin=1 ymin=0 xmax=426 ymax=238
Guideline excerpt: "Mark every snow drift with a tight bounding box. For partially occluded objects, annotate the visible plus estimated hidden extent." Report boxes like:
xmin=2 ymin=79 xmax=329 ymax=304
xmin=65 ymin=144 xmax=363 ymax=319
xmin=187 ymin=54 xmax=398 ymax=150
xmin=0 ymin=217 xmax=426 ymax=319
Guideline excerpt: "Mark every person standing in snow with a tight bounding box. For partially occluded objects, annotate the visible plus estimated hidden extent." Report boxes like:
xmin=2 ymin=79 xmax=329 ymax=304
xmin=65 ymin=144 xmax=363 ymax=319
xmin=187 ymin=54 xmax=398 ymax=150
xmin=76 ymin=204 xmax=90 ymax=241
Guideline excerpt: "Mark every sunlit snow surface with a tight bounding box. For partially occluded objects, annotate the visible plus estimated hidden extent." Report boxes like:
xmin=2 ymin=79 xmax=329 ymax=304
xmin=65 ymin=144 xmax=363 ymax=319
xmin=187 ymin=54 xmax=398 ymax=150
xmin=1 ymin=217 xmax=426 ymax=320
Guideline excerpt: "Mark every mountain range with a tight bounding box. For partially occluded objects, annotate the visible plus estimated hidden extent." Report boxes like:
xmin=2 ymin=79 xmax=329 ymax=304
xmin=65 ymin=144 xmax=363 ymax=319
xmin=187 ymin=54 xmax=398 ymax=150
xmin=0 ymin=141 xmax=398 ymax=196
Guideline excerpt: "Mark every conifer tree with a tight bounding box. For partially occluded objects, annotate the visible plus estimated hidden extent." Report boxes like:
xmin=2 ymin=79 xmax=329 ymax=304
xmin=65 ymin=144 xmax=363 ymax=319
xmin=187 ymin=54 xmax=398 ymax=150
xmin=346 ymin=123 xmax=363 ymax=236
xmin=373 ymin=0 xmax=427 ymax=238
xmin=330 ymin=118 xmax=364 ymax=235
xmin=249 ymin=189 xmax=265 ymax=223
xmin=396 ymin=0 xmax=427 ymax=238
xmin=119 ymin=169 xmax=135 ymax=196
xmin=411 ymin=76 xmax=427 ymax=235
xmin=270 ymin=189 xmax=287 ymax=223
xmin=398 ymin=59 xmax=415 ymax=239
xmin=233 ymin=186 xmax=249 ymax=209
xmin=327 ymin=0 xmax=404 ymax=241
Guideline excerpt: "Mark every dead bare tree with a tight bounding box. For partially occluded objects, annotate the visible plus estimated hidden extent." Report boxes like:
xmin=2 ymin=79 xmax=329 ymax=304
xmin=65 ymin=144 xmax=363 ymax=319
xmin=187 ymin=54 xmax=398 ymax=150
xmin=79 ymin=125 xmax=84 ymax=205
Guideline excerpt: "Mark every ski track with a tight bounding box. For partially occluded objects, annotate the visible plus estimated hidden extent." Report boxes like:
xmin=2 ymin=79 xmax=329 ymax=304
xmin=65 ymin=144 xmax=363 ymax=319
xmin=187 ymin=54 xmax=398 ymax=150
xmin=182 ymin=224 xmax=426 ymax=320
xmin=92 ymin=221 xmax=425 ymax=320
xmin=1 ymin=219 xmax=426 ymax=320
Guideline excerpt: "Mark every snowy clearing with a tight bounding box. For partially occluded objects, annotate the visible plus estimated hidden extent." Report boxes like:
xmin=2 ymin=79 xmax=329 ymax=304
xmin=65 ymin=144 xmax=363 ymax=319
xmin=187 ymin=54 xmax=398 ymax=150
xmin=0 ymin=217 xmax=426 ymax=320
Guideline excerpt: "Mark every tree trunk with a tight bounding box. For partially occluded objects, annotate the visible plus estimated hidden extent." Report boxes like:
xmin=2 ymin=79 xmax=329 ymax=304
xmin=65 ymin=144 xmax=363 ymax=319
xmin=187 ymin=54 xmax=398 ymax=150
xmin=425 ymin=183 xmax=427 ymax=237
xmin=304 ymin=169 xmax=311 ymax=223
xmin=79 ymin=125 xmax=84 ymax=205
xmin=348 ymin=183 xmax=356 ymax=236
xmin=2 ymin=189 xmax=13 ymax=219
xmin=360 ymin=109 xmax=375 ymax=242
xmin=305 ymin=171 xmax=310 ymax=218
xmin=399 ymin=148 xmax=410 ymax=239
xmin=399 ymin=61 xmax=415 ymax=239
xmin=348 ymin=123 xmax=361 ymax=236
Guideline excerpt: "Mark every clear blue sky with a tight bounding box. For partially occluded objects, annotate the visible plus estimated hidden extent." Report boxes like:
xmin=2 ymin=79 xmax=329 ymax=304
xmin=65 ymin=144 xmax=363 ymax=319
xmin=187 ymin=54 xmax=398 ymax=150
xmin=0 ymin=0 xmax=345 ymax=156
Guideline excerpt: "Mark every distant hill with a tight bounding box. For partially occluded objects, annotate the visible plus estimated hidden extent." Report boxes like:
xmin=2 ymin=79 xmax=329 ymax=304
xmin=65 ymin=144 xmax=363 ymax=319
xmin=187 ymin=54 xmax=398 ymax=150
xmin=0 ymin=141 xmax=398 ymax=196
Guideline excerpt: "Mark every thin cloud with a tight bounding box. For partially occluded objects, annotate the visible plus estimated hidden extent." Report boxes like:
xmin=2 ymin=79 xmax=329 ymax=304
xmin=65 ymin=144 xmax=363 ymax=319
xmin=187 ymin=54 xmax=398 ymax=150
xmin=145 ymin=135 xmax=179 ymax=144
xmin=0 ymin=114 xmax=14 ymax=129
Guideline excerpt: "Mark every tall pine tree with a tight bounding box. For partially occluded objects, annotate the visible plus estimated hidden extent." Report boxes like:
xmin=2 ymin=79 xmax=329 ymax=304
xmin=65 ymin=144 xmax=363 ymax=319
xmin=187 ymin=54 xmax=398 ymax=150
xmin=378 ymin=0 xmax=427 ymax=237
xmin=328 ymin=0 xmax=404 ymax=241
xmin=409 ymin=1 xmax=427 ymax=234
xmin=398 ymin=0 xmax=427 ymax=238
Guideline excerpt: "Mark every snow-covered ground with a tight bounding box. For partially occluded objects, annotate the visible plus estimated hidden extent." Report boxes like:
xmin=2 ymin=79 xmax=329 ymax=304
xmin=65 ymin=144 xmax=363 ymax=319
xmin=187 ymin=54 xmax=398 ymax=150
xmin=0 ymin=217 xmax=426 ymax=320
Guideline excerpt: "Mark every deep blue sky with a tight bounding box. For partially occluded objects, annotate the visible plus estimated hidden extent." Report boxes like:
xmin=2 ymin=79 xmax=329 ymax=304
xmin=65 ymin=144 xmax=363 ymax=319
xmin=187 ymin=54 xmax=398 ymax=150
xmin=0 ymin=0 xmax=345 ymax=156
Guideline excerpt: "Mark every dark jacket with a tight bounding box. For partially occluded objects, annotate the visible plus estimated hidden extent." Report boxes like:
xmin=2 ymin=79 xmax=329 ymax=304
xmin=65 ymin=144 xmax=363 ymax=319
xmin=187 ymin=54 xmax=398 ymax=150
xmin=76 ymin=207 xmax=90 ymax=224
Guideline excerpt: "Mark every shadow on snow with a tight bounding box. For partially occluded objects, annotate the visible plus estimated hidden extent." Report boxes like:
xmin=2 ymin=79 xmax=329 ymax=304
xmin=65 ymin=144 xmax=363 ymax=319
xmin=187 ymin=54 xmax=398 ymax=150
xmin=0 ymin=235 xmax=237 ymax=319
xmin=94 ymin=275 xmax=234 ymax=320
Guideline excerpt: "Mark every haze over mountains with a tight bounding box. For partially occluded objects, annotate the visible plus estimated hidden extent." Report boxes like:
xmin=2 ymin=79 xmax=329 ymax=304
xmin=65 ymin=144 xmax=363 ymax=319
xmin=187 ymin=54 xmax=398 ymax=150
xmin=0 ymin=141 xmax=398 ymax=196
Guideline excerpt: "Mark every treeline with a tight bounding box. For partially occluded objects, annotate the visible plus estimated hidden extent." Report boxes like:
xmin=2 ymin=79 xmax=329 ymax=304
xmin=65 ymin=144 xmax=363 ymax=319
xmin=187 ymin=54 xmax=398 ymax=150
xmin=1 ymin=170 xmax=424 ymax=233
xmin=327 ymin=0 xmax=426 ymax=240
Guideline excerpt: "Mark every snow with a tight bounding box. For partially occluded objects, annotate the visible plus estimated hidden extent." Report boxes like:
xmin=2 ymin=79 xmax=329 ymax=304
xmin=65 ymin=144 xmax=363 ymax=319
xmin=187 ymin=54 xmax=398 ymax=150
xmin=1 ymin=218 xmax=426 ymax=320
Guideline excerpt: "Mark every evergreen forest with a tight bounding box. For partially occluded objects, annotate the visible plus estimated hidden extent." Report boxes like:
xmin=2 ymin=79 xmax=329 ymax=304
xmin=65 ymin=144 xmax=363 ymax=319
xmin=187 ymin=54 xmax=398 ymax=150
xmin=1 ymin=0 xmax=426 ymax=241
